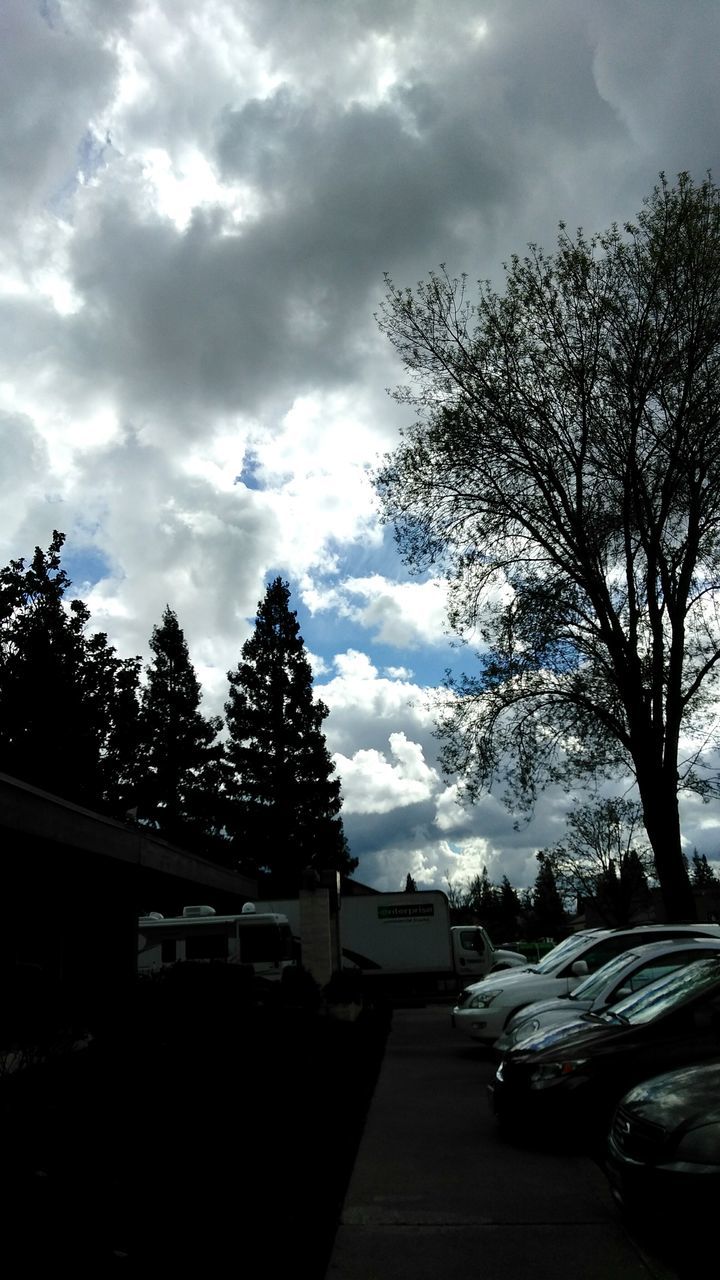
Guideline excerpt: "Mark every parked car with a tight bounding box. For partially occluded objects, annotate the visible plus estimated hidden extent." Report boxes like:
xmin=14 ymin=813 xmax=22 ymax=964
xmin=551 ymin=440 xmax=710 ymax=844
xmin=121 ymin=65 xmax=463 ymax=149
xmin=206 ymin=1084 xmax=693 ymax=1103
xmin=487 ymin=956 xmax=720 ymax=1145
xmin=495 ymin=937 xmax=720 ymax=1053
xmin=452 ymin=923 xmax=720 ymax=1045
xmin=605 ymin=1059 xmax=720 ymax=1221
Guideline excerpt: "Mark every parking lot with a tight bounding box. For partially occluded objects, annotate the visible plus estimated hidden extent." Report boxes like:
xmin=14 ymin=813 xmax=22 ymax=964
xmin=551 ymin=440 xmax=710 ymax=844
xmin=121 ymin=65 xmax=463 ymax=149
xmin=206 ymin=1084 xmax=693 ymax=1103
xmin=327 ymin=1004 xmax=679 ymax=1280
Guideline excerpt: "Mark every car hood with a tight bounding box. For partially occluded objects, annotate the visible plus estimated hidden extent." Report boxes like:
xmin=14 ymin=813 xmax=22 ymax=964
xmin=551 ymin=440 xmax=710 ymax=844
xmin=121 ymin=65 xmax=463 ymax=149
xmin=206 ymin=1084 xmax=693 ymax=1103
xmin=495 ymin=1003 xmax=590 ymax=1053
xmin=506 ymin=1012 xmax=622 ymax=1061
xmin=617 ymin=1060 xmax=720 ymax=1130
xmin=510 ymin=995 xmax=587 ymax=1020
xmin=462 ymin=966 xmax=538 ymax=994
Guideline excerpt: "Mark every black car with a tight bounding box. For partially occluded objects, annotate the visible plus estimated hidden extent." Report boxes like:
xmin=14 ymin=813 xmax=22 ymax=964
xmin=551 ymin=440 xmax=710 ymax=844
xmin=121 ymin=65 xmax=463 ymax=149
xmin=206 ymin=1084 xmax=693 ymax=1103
xmin=606 ymin=1059 xmax=720 ymax=1219
xmin=488 ymin=957 xmax=720 ymax=1145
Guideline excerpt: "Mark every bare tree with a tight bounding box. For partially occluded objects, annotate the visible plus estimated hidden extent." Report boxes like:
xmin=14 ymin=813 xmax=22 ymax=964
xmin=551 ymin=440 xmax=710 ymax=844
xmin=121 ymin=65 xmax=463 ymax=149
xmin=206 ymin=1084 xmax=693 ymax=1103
xmin=376 ymin=173 xmax=720 ymax=919
xmin=542 ymin=797 xmax=654 ymax=926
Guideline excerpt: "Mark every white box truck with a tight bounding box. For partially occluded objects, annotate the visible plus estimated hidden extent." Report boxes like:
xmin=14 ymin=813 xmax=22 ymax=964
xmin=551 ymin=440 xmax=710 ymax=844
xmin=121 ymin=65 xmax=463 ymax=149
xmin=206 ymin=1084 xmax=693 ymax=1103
xmin=262 ymin=890 xmax=525 ymax=989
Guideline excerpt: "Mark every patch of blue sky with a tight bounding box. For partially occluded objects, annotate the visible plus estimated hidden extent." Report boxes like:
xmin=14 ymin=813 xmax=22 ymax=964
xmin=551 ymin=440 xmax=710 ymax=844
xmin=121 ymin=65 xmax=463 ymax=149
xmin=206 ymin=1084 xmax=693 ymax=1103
xmin=63 ymin=544 xmax=113 ymax=597
xmin=338 ymin=524 xmax=434 ymax=586
xmin=296 ymin=585 xmax=469 ymax=690
xmin=234 ymin=451 xmax=264 ymax=491
xmin=49 ymin=129 xmax=112 ymax=219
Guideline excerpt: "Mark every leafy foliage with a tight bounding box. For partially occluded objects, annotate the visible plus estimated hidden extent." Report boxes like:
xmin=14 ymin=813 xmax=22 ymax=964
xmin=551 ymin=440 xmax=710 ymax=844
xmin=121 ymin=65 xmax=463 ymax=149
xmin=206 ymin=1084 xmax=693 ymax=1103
xmin=376 ymin=173 xmax=720 ymax=919
xmin=225 ymin=577 xmax=355 ymax=893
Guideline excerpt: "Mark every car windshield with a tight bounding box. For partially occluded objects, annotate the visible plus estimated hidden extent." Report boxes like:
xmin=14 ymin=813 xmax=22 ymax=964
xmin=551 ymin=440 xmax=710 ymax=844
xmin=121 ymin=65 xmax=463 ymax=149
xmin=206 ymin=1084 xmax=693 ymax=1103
xmin=532 ymin=931 xmax=608 ymax=975
xmin=606 ymin=957 xmax=720 ymax=1027
xmin=567 ymin=950 xmax=641 ymax=1001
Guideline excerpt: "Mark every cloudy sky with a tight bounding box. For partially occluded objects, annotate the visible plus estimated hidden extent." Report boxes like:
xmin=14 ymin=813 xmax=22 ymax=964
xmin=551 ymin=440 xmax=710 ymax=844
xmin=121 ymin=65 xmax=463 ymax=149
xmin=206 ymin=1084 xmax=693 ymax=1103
xmin=3 ymin=0 xmax=720 ymax=891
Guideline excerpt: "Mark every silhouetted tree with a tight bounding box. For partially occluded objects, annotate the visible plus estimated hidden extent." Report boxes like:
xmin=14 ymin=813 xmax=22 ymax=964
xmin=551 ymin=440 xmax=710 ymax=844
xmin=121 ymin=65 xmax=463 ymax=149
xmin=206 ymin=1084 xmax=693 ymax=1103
xmin=445 ymin=873 xmax=471 ymax=921
xmin=691 ymin=850 xmax=718 ymax=888
xmin=81 ymin=628 xmax=143 ymax=816
xmin=137 ymin=606 xmax=229 ymax=860
xmin=376 ymin=173 xmax=720 ymax=921
xmin=543 ymin=797 xmax=653 ymax=926
xmin=467 ymin=866 xmax=499 ymax=927
xmin=0 ymin=531 xmax=141 ymax=811
xmin=225 ymin=578 xmax=356 ymax=893
xmin=404 ymin=873 xmax=417 ymax=892
xmin=497 ymin=875 xmax=522 ymax=942
xmin=531 ymin=853 xmax=568 ymax=939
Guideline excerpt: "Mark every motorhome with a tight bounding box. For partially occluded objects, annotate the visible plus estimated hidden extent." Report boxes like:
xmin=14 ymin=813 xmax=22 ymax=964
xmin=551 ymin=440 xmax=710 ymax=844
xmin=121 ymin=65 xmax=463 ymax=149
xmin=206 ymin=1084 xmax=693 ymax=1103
xmin=137 ymin=903 xmax=295 ymax=982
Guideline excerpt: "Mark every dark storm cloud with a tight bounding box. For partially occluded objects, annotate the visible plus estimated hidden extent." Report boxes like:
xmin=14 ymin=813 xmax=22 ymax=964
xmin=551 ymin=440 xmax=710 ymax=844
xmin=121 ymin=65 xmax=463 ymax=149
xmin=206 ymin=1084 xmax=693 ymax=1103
xmin=24 ymin=0 xmax=719 ymax=445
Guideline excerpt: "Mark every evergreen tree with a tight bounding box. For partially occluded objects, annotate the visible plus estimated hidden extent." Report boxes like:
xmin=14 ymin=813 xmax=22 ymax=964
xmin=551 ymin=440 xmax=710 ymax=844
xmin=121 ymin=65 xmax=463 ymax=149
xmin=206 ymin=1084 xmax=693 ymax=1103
xmin=404 ymin=873 xmax=417 ymax=892
xmin=137 ymin=607 xmax=229 ymax=860
xmin=531 ymin=853 xmax=567 ymax=939
xmin=497 ymin=876 xmax=522 ymax=942
xmin=0 ymin=531 xmax=141 ymax=810
xmin=225 ymin=577 xmax=356 ymax=893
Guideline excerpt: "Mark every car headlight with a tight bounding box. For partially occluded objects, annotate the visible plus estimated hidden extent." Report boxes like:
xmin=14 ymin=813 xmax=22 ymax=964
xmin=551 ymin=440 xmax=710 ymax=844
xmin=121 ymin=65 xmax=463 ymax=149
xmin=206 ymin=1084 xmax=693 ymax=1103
xmin=510 ymin=1018 xmax=539 ymax=1043
xmin=674 ymin=1123 xmax=720 ymax=1165
xmin=468 ymin=988 xmax=504 ymax=1009
xmin=529 ymin=1060 xmax=588 ymax=1090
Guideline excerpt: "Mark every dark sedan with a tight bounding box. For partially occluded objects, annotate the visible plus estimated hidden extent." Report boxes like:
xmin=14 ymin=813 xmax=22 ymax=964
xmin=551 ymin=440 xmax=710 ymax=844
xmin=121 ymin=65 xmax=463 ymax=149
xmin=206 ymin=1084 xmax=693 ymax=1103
xmin=488 ymin=957 xmax=720 ymax=1146
xmin=606 ymin=1059 xmax=720 ymax=1219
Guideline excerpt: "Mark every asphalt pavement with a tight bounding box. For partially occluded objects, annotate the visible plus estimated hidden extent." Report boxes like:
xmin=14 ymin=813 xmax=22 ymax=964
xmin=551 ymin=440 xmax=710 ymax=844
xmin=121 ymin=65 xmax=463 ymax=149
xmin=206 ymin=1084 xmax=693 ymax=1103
xmin=326 ymin=1004 xmax=677 ymax=1280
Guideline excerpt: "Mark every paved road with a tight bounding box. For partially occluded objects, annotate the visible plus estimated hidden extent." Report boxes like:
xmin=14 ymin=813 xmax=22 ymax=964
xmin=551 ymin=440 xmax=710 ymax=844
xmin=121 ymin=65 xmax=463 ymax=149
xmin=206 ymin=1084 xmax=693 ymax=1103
xmin=327 ymin=1004 xmax=676 ymax=1280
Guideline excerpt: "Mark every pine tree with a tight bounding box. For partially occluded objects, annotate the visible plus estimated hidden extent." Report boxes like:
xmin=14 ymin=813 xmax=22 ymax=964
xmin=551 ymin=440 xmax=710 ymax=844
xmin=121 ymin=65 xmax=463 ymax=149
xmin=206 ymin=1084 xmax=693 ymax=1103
xmin=225 ymin=577 xmax=356 ymax=893
xmin=497 ymin=876 xmax=522 ymax=942
xmin=531 ymin=853 xmax=567 ymax=939
xmin=137 ymin=607 xmax=229 ymax=860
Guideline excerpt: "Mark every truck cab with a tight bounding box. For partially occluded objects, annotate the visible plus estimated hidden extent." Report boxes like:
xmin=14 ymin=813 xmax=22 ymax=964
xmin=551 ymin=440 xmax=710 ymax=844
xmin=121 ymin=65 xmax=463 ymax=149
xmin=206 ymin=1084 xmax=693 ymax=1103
xmin=451 ymin=926 xmax=526 ymax=982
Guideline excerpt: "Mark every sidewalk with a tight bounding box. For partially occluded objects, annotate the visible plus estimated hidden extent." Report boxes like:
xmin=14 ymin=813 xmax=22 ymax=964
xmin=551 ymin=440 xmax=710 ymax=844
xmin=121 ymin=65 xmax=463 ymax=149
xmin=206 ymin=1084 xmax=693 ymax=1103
xmin=327 ymin=1005 xmax=675 ymax=1280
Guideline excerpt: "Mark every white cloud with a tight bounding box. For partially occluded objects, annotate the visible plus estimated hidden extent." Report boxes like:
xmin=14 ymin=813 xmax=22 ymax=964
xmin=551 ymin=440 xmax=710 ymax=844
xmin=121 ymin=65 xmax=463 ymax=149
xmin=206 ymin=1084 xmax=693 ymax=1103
xmin=335 ymin=730 xmax=438 ymax=815
xmin=306 ymin=574 xmax=450 ymax=647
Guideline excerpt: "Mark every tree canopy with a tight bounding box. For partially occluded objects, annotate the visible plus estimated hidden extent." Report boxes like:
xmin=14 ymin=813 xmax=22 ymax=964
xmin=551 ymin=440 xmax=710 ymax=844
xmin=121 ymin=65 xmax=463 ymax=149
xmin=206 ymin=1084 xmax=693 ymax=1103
xmin=376 ymin=173 xmax=720 ymax=920
xmin=225 ymin=577 xmax=355 ymax=893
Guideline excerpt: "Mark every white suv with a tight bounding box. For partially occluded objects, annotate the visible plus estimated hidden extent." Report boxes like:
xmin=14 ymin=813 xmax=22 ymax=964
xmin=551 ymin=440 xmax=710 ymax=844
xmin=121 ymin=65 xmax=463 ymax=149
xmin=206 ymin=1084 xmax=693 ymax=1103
xmin=451 ymin=923 xmax=720 ymax=1045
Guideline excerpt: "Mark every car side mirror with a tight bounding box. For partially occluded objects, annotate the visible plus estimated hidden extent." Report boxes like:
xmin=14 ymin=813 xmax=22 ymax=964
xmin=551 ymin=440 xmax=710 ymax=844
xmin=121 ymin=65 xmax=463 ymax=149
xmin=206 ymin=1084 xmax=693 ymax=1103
xmin=571 ymin=959 xmax=589 ymax=976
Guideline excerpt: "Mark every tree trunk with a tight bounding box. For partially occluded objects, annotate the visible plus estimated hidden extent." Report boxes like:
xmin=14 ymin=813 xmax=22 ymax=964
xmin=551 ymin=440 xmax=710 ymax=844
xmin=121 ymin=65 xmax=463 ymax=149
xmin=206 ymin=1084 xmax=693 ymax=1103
xmin=637 ymin=773 xmax=696 ymax=920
